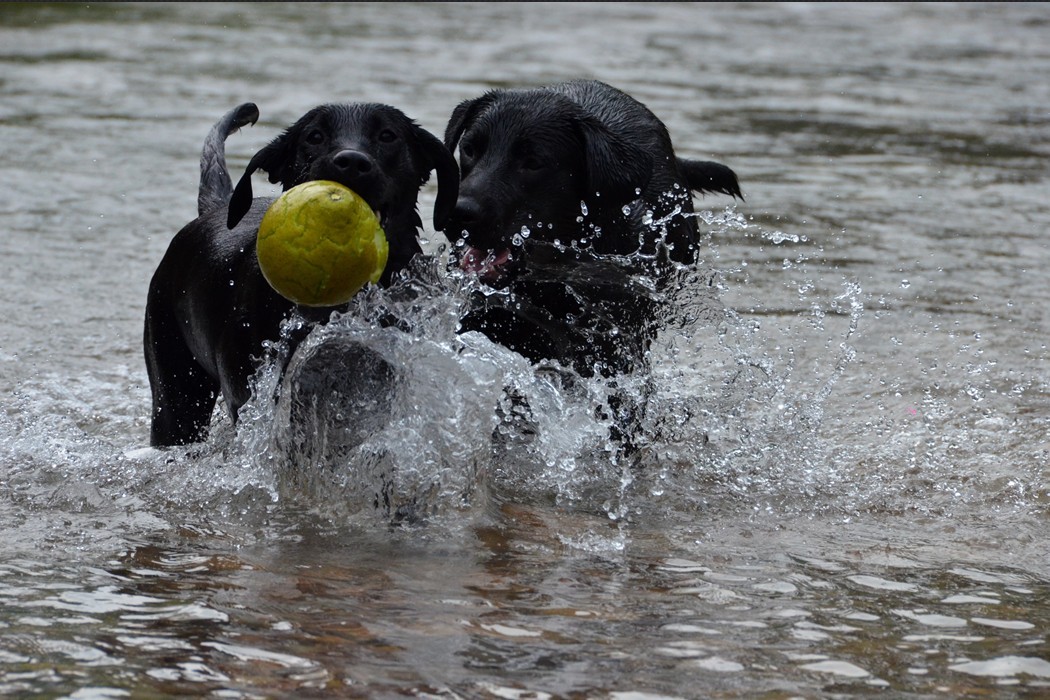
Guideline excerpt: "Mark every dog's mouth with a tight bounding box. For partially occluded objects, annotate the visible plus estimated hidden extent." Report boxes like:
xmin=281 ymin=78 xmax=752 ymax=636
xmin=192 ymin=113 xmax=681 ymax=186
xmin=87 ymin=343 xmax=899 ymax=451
xmin=314 ymin=175 xmax=387 ymax=228
xmin=352 ymin=192 xmax=385 ymax=229
xmin=458 ymin=246 xmax=513 ymax=284
xmin=346 ymin=187 xmax=383 ymax=228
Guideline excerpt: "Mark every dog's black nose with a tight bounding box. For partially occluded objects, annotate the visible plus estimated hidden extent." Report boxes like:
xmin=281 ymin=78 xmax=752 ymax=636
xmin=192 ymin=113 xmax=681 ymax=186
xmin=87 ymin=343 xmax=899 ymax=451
xmin=449 ymin=197 xmax=483 ymax=228
xmin=332 ymin=150 xmax=374 ymax=175
xmin=443 ymin=197 xmax=486 ymax=244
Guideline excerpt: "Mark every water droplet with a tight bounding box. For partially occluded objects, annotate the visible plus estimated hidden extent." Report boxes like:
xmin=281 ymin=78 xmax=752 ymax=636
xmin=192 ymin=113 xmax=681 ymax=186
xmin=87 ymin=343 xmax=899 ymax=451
xmin=900 ymin=279 xmax=911 ymax=289
xmin=765 ymin=230 xmax=799 ymax=244
xmin=579 ymin=201 xmax=589 ymax=216
xmin=519 ymin=225 xmax=531 ymax=239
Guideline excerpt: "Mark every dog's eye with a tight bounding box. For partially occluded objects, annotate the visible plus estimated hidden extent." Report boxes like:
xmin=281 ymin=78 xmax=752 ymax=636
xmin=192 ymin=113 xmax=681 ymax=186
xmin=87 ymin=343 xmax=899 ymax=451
xmin=378 ymin=129 xmax=398 ymax=143
xmin=460 ymin=143 xmax=475 ymax=159
xmin=305 ymin=129 xmax=325 ymax=145
xmin=520 ymin=156 xmax=544 ymax=172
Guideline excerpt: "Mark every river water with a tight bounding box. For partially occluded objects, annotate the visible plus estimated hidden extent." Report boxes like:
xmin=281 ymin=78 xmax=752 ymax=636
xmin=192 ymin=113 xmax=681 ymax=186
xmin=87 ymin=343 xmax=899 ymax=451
xmin=1 ymin=2 xmax=1048 ymax=698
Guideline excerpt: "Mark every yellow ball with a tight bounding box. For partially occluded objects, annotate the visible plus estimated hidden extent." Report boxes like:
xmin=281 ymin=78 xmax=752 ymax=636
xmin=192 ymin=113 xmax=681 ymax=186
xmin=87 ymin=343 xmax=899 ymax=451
xmin=257 ymin=181 xmax=388 ymax=307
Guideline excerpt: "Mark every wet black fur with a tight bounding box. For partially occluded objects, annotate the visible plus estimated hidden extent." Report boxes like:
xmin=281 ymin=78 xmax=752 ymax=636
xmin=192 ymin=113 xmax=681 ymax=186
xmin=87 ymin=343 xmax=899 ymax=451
xmin=442 ymin=80 xmax=742 ymax=377
xmin=144 ymin=102 xmax=458 ymax=447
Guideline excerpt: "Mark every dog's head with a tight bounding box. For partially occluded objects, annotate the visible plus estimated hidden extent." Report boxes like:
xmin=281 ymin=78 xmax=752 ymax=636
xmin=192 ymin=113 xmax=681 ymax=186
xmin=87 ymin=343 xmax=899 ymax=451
xmin=441 ymin=89 xmax=655 ymax=285
xmin=228 ymin=103 xmax=458 ymax=282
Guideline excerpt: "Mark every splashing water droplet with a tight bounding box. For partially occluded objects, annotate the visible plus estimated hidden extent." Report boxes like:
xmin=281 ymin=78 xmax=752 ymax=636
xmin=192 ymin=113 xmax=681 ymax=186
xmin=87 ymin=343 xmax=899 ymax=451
xmin=765 ymin=230 xmax=800 ymax=244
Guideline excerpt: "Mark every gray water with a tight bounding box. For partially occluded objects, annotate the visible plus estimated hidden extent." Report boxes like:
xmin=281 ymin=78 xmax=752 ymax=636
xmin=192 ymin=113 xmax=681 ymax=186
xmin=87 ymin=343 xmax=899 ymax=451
xmin=2 ymin=2 xmax=1049 ymax=697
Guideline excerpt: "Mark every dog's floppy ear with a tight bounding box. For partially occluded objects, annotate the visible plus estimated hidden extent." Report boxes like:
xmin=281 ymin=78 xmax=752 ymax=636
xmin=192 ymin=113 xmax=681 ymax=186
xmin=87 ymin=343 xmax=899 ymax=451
xmin=413 ymin=126 xmax=460 ymax=231
xmin=227 ymin=133 xmax=295 ymax=229
xmin=575 ymin=114 xmax=654 ymax=206
xmin=444 ymin=92 xmax=500 ymax=151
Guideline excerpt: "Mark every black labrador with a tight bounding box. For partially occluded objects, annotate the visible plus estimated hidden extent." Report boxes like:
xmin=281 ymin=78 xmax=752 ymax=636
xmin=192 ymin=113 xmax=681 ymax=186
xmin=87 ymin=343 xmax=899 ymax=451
xmin=144 ymin=102 xmax=458 ymax=447
xmin=442 ymin=79 xmax=741 ymax=379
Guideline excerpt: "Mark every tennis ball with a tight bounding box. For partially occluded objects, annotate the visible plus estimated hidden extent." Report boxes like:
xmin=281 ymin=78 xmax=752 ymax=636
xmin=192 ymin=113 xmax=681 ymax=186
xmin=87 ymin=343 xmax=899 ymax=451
xmin=257 ymin=181 xmax=388 ymax=307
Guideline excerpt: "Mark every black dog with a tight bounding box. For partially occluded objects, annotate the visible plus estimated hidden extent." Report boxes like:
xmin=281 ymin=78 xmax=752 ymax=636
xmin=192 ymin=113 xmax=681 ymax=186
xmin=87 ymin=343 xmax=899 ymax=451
xmin=144 ymin=102 xmax=458 ymax=447
xmin=442 ymin=80 xmax=741 ymax=378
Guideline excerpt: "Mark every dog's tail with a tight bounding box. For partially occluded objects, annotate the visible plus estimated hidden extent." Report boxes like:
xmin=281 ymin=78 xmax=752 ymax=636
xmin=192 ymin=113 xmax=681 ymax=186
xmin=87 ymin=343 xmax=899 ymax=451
xmin=197 ymin=103 xmax=260 ymax=217
xmin=678 ymin=158 xmax=743 ymax=200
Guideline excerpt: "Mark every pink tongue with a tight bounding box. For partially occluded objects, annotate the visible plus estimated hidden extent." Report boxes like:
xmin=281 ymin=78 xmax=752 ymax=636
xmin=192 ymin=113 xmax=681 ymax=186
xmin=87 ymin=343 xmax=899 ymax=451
xmin=460 ymin=247 xmax=511 ymax=279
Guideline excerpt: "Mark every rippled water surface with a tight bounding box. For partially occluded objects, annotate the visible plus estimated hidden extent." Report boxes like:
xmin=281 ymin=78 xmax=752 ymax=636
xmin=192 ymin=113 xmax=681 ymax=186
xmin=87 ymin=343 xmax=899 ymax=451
xmin=2 ymin=2 xmax=1049 ymax=697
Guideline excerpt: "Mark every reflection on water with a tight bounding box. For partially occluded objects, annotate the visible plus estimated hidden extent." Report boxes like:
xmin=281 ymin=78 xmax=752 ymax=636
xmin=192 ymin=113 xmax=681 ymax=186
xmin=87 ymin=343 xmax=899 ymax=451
xmin=2 ymin=515 xmax=1048 ymax=697
xmin=2 ymin=1 xmax=1050 ymax=697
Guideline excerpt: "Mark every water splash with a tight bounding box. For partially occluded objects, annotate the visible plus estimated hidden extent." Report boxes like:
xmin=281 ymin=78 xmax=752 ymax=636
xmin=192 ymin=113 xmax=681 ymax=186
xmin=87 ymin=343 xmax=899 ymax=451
xmin=622 ymin=206 xmax=872 ymax=518
xmin=0 ymin=198 xmax=880 ymax=544
xmin=216 ymin=201 xmax=873 ymax=530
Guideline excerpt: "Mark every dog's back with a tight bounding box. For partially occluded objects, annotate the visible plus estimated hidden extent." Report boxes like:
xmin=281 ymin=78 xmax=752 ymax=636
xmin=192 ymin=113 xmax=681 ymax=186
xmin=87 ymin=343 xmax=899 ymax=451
xmin=548 ymin=80 xmax=740 ymax=266
xmin=547 ymin=80 xmax=672 ymax=166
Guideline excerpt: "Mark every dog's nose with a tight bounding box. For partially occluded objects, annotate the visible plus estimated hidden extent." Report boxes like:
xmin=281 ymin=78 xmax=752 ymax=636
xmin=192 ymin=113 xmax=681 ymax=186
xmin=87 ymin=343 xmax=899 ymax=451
xmin=332 ymin=150 xmax=374 ymax=175
xmin=449 ymin=197 xmax=483 ymax=228
xmin=443 ymin=197 xmax=486 ymax=244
